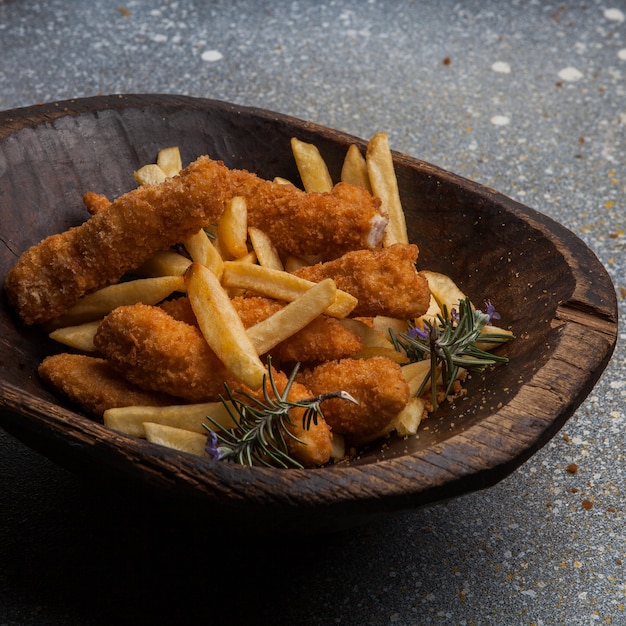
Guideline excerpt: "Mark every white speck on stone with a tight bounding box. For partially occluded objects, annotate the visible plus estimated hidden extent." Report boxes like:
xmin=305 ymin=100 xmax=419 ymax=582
xmin=558 ymin=67 xmax=583 ymax=82
xmin=618 ymin=49 xmax=626 ymax=61
xmin=201 ymin=50 xmax=223 ymax=62
xmin=604 ymin=8 xmax=625 ymax=23
xmin=492 ymin=61 xmax=511 ymax=74
xmin=491 ymin=115 xmax=510 ymax=126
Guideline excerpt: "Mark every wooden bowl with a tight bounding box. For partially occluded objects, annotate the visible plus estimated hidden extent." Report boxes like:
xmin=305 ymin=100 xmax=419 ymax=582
xmin=0 ymin=95 xmax=618 ymax=533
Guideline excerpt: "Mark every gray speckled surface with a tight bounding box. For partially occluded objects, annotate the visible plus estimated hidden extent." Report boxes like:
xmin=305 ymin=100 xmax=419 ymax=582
xmin=0 ymin=1 xmax=624 ymax=624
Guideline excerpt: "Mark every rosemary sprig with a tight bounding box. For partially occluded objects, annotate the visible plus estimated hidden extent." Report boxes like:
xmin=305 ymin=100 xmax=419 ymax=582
xmin=203 ymin=360 xmax=357 ymax=469
xmin=390 ymin=297 xmax=511 ymax=411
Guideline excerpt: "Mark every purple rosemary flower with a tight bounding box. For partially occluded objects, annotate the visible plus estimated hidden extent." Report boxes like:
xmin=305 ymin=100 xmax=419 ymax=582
xmin=484 ymin=300 xmax=501 ymax=323
xmin=205 ymin=430 xmax=222 ymax=460
xmin=407 ymin=325 xmax=430 ymax=340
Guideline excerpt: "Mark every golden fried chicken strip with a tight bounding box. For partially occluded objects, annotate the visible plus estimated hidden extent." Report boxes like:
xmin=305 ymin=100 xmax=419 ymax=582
xmin=38 ymin=353 xmax=176 ymax=418
xmin=94 ymin=303 xmax=238 ymax=403
xmin=299 ymin=356 xmax=410 ymax=443
xmin=292 ymin=243 xmax=430 ymax=319
xmin=239 ymin=176 xmax=387 ymax=260
xmin=5 ymin=158 xmax=228 ymax=326
xmin=94 ymin=303 xmax=332 ymax=466
xmin=5 ymin=156 xmax=385 ymax=326
xmin=234 ymin=295 xmax=363 ymax=363
xmin=243 ymin=369 xmax=333 ymax=468
xmin=160 ymin=295 xmax=363 ymax=364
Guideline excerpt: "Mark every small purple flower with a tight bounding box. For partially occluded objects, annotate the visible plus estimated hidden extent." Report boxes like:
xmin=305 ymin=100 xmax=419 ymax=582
xmin=484 ymin=300 xmax=501 ymax=323
xmin=205 ymin=430 xmax=222 ymax=460
xmin=407 ymin=325 xmax=430 ymax=340
xmin=450 ymin=308 xmax=460 ymax=323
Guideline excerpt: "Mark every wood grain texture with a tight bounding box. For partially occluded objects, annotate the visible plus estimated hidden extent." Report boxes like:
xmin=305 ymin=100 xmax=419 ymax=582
xmin=0 ymin=95 xmax=618 ymax=533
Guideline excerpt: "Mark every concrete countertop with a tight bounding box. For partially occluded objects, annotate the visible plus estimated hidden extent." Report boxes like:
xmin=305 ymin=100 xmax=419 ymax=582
xmin=1 ymin=1 xmax=624 ymax=624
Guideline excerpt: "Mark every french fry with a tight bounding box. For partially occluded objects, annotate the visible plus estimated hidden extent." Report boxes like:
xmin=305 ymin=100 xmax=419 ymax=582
xmin=366 ymin=132 xmax=408 ymax=247
xmin=103 ymin=401 xmax=237 ymax=438
xmin=217 ymin=196 xmax=248 ymax=259
xmin=221 ymin=261 xmax=357 ymax=318
xmin=330 ymin=433 xmax=345 ymax=460
xmin=247 ymin=278 xmax=337 ymax=354
xmin=393 ymin=396 xmax=426 ymax=436
xmin=248 ymin=227 xmax=284 ymax=271
xmin=156 ymin=146 xmax=183 ymax=178
xmin=370 ymin=315 xmax=409 ymax=339
xmin=134 ymin=163 xmax=167 ymax=186
xmin=475 ymin=325 xmax=514 ymax=351
xmin=420 ymin=270 xmax=468 ymax=313
xmin=416 ymin=294 xmax=442 ymax=325
xmin=134 ymin=250 xmax=192 ymax=278
xmin=283 ymin=254 xmax=322 ymax=272
xmin=338 ymin=318 xmax=395 ymax=349
xmin=401 ymin=359 xmax=435 ymax=396
xmin=352 ymin=346 xmax=409 ymax=363
xmin=183 ymin=228 xmax=224 ymax=278
xmin=48 ymin=275 xmax=184 ymax=328
xmin=222 ymin=251 xmax=257 ymax=298
xmin=143 ymin=423 xmax=207 ymax=456
xmin=185 ymin=262 xmax=266 ymax=390
xmin=341 ymin=144 xmax=372 ymax=192
xmin=337 ymin=318 xmax=409 ymax=362
xmin=290 ymin=137 xmax=334 ymax=192
xmin=283 ymin=256 xmax=307 ymax=272
xmin=273 ymin=176 xmax=295 ymax=186
xmin=48 ymin=320 xmax=100 ymax=352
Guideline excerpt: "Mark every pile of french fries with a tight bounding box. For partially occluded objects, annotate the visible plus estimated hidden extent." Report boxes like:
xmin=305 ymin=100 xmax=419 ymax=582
xmin=46 ymin=136 xmax=512 ymax=461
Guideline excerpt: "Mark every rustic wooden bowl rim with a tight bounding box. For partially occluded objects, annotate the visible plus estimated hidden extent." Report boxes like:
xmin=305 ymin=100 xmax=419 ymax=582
xmin=0 ymin=94 xmax=618 ymax=531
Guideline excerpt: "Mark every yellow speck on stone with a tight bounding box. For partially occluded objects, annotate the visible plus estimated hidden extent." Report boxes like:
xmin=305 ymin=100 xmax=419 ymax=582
xmin=605 ymin=200 xmax=615 ymax=209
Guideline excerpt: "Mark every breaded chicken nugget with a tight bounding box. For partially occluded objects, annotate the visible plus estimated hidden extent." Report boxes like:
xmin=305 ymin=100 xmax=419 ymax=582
xmin=242 ymin=369 xmax=333 ymax=468
xmin=5 ymin=157 xmax=229 ymax=326
xmin=38 ymin=353 xmax=175 ymax=418
xmin=239 ymin=176 xmax=387 ymax=260
xmin=300 ymin=356 xmax=410 ymax=442
xmin=5 ymin=156 xmax=385 ymax=326
xmin=293 ymin=243 xmax=430 ymax=319
xmin=160 ymin=295 xmax=363 ymax=364
xmin=95 ymin=302 xmax=332 ymax=466
xmin=94 ymin=303 xmax=238 ymax=403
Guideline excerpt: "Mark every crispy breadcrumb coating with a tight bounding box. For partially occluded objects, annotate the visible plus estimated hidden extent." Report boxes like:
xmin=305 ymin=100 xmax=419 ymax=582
xmin=5 ymin=158 xmax=227 ymax=325
xmin=5 ymin=156 xmax=385 ymax=325
xmin=292 ymin=243 xmax=430 ymax=319
xmin=94 ymin=302 xmax=332 ymax=466
xmin=160 ymin=295 xmax=363 ymax=364
xmin=93 ymin=303 xmax=238 ymax=403
xmin=82 ymin=191 xmax=111 ymax=216
xmin=38 ymin=353 xmax=176 ymax=417
xmin=240 ymin=176 xmax=387 ymax=260
xmin=299 ymin=356 xmax=410 ymax=442
xmin=244 ymin=369 xmax=333 ymax=468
